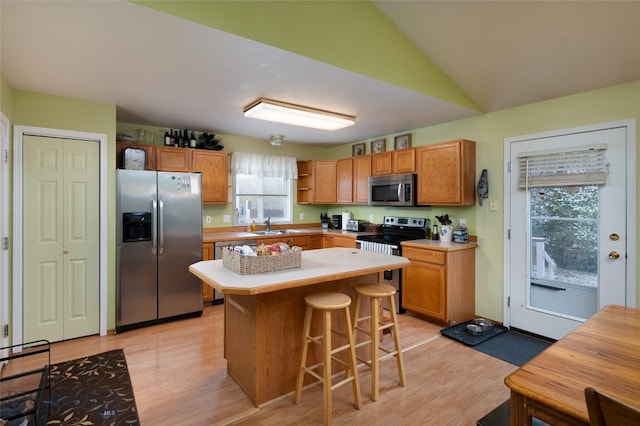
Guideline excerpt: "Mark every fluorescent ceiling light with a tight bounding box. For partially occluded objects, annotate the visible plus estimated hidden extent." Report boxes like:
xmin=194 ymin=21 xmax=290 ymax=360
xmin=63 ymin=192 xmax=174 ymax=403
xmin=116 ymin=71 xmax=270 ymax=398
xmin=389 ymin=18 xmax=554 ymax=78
xmin=244 ymin=98 xmax=355 ymax=131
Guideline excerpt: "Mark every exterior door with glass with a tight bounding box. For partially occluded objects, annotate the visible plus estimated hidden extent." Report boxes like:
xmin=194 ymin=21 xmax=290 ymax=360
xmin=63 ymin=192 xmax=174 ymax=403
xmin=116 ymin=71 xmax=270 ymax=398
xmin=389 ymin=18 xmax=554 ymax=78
xmin=506 ymin=123 xmax=630 ymax=340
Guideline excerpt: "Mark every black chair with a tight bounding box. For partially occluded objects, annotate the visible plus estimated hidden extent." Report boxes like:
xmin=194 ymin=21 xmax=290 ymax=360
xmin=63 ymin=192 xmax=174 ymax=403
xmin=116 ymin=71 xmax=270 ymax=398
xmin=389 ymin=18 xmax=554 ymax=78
xmin=585 ymin=387 xmax=640 ymax=426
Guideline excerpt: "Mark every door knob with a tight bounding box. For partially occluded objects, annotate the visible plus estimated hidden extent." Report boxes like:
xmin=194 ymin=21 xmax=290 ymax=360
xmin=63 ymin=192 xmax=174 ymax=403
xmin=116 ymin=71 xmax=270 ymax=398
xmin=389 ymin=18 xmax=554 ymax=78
xmin=608 ymin=251 xmax=620 ymax=260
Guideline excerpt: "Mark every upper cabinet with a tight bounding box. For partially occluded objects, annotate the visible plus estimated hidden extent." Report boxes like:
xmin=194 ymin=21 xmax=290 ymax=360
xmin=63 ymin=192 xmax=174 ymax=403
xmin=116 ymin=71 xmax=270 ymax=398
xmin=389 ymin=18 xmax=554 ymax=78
xmin=416 ymin=139 xmax=476 ymax=206
xmin=371 ymin=148 xmax=415 ymax=176
xmin=336 ymin=158 xmax=353 ymax=204
xmin=393 ymin=148 xmax=416 ymax=174
xmin=352 ymin=155 xmax=371 ymax=204
xmin=191 ymin=150 xmax=229 ymax=204
xmin=156 ymin=146 xmax=191 ymax=172
xmin=117 ymin=143 xmax=229 ymax=204
xmin=116 ymin=142 xmax=156 ymax=170
xmin=296 ymin=160 xmax=313 ymax=204
xmin=371 ymin=152 xmax=392 ymax=176
xmin=313 ymin=160 xmax=337 ymax=203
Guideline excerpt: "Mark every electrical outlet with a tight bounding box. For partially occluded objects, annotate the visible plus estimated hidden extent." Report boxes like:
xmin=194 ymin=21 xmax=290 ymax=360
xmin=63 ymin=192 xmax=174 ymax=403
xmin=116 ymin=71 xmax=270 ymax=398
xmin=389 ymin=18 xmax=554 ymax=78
xmin=459 ymin=218 xmax=466 ymax=226
xmin=223 ymin=215 xmax=230 ymax=223
xmin=205 ymin=215 xmax=212 ymax=224
xmin=369 ymin=214 xmax=374 ymax=222
xmin=299 ymin=213 xmax=304 ymax=220
xmin=489 ymin=200 xmax=498 ymax=212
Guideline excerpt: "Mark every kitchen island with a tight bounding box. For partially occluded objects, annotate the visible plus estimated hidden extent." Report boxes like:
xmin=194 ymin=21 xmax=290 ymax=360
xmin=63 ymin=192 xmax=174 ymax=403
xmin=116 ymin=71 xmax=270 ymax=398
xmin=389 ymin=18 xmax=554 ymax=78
xmin=189 ymin=247 xmax=409 ymax=406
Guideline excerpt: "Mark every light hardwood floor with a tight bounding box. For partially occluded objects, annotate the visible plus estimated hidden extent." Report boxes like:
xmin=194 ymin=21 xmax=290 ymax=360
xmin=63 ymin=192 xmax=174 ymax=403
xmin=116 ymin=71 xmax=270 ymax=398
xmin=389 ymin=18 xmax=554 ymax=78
xmin=4 ymin=305 xmax=517 ymax=425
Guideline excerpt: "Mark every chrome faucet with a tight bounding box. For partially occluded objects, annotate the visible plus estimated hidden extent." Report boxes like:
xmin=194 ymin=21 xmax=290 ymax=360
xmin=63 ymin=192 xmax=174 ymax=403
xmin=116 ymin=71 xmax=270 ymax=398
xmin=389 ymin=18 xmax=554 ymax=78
xmin=264 ymin=217 xmax=271 ymax=231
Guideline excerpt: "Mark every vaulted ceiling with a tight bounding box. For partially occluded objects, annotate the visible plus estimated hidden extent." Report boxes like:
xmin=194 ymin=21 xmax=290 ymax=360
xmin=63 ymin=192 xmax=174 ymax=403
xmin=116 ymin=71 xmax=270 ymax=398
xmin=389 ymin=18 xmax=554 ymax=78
xmin=2 ymin=1 xmax=639 ymax=145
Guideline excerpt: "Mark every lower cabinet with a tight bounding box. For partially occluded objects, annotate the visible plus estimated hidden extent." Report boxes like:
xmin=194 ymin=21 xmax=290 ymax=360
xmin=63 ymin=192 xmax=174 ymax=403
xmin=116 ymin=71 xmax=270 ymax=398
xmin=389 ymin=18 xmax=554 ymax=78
xmin=309 ymin=235 xmax=323 ymax=250
xmin=202 ymin=242 xmax=214 ymax=303
xmin=256 ymin=235 xmax=311 ymax=250
xmin=401 ymin=243 xmax=477 ymax=324
xmin=323 ymin=234 xmax=356 ymax=248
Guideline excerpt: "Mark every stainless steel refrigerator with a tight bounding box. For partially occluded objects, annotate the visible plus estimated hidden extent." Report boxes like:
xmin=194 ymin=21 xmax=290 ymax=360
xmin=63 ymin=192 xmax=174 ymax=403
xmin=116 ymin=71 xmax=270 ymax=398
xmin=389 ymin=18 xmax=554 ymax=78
xmin=116 ymin=169 xmax=203 ymax=331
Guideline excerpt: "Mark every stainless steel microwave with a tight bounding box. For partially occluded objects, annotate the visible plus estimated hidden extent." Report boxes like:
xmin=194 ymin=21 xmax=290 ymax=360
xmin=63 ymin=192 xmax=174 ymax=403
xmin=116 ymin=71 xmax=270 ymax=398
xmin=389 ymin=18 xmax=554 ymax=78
xmin=368 ymin=174 xmax=416 ymax=206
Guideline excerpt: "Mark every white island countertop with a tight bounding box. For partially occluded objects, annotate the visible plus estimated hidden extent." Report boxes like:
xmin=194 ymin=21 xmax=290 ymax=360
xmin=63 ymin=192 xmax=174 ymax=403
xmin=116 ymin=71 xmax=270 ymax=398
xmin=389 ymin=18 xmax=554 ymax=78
xmin=189 ymin=247 xmax=409 ymax=295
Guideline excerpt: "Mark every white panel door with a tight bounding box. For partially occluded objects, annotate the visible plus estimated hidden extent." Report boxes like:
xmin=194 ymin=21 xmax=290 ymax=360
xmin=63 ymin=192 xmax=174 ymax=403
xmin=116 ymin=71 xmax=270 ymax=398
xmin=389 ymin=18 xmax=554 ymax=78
xmin=507 ymin=125 xmax=628 ymax=340
xmin=22 ymin=135 xmax=99 ymax=342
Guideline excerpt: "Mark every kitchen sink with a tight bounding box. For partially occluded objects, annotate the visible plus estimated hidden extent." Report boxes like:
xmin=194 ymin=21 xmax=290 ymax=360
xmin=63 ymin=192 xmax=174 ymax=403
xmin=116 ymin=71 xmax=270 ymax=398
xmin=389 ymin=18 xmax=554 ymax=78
xmin=253 ymin=229 xmax=302 ymax=235
xmin=253 ymin=230 xmax=284 ymax=235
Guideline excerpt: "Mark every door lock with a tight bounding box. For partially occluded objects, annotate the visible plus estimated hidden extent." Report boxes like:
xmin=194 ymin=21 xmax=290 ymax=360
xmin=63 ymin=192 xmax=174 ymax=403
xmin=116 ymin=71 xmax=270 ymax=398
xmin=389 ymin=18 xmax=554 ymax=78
xmin=608 ymin=251 xmax=620 ymax=260
xmin=609 ymin=233 xmax=620 ymax=241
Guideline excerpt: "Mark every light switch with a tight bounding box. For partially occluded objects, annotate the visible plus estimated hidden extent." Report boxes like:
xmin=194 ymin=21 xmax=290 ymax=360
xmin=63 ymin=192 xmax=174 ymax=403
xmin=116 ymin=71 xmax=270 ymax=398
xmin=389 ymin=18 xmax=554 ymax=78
xmin=223 ymin=215 xmax=230 ymax=222
xmin=205 ymin=215 xmax=212 ymax=224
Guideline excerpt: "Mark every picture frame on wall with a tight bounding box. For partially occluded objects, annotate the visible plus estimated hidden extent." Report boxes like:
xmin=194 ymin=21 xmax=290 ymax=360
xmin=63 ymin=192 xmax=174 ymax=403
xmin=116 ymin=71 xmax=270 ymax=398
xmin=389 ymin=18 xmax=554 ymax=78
xmin=371 ymin=138 xmax=386 ymax=154
xmin=394 ymin=134 xmax=412 ymax=150
xmin=352 ymin=143 xmax=366 ymax=157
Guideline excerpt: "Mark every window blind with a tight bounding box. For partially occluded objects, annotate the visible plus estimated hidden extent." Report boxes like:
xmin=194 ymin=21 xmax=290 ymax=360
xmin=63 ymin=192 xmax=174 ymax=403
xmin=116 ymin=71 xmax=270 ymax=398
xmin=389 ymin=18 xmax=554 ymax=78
xmin=518 ymin=144 xmax=608 ymax=189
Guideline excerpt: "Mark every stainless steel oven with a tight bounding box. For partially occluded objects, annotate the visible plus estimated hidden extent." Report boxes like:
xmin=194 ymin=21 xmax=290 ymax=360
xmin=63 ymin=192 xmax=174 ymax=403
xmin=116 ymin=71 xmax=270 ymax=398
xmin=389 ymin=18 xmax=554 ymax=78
xmin=356 ymin=216 xmax=428 ymax=314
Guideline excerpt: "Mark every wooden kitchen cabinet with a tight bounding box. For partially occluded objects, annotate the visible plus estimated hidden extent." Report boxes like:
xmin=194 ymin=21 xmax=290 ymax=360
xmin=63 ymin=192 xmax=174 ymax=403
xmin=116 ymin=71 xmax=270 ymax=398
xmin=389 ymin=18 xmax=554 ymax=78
xmin=371 ymin=148 xmax=415 ymax=176
xmin=313 ymin=160 xmax=337 ymax=203
xmin=202 ymin=242 xmax=214 ymax=304
xmin=192 ymin=150 xmax=229 ymax=203
xmin=323 ymin=234 xmax=356 ymax=248
xmin=309 ymin=235 xmax=324 ymax=249
xmin=155 ymin=146 xmax=191 ymax=172
xmin=401 ymin=243 xmax=476 ymax=325
xmin=336 ymin=158 xmax=353 ymax=203
xmin=353 ymin=155 xmax=371 ymax=204
xmin=116 ymin=141 xmax=155 ymax=170
xmin=371 ymin=152 xmax=392 ymax=176
xmin=393 ymin=148 xmax=416 ymax=173
xmin=416 ymin=139 xmax=476 ymax=205
xmin=296 ymin=160 xmax=313 ymax=204
xmin=256 ymin=235 xmax=310 ymax=250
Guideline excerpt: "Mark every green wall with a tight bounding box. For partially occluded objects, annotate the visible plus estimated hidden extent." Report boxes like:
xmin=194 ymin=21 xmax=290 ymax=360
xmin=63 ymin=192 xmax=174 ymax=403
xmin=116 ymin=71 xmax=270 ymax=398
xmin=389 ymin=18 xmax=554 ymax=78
xmin=2 ymin=76 xmax=638 ymax=333
xmin=10 ymin=89 xmax=118 ymax=329
xmin=370 ymin=80 xmax=640 ymax=322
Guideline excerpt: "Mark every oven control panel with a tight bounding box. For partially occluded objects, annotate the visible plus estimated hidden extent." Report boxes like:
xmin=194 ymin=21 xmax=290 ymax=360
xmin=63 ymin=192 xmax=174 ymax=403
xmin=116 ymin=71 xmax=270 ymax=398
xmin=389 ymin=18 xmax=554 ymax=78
xmin=383 ymin=216 xmax=427 ymax=228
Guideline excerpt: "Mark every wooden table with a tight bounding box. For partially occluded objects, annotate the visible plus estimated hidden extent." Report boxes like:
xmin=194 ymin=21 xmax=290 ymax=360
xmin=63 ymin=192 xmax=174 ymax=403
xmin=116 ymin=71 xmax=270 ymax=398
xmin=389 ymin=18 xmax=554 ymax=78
xmin=189 ymin=248 xmax=409 ymax=406
xmin=504 ymin=305 xmax=640 ymax=425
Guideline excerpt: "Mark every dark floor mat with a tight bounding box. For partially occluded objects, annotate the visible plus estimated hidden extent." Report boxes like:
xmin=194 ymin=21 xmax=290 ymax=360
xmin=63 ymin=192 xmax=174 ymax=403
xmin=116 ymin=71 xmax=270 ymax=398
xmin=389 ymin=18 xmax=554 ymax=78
xmin=45 ymin=349 xmax=140 ymax=425
xmin=471 ymin=330 xmax=553 ymax=366
xmin=441 ymin=319 xmax=508 ymax=346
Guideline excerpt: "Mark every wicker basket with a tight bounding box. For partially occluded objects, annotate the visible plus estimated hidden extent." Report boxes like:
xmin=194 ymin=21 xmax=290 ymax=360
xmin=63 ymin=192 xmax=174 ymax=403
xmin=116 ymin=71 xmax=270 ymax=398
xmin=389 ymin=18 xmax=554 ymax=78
xmin=222 ymin=247 xmax=302 ymax=275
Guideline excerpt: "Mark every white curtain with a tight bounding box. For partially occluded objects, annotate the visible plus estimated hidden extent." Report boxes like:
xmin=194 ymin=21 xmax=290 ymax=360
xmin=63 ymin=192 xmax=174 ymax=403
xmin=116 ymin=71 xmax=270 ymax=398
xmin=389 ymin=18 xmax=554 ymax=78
xmin=518 ymin=144 xmax=608 ymax=189
xmin=231 ymin=152 xmax=298 ymax=179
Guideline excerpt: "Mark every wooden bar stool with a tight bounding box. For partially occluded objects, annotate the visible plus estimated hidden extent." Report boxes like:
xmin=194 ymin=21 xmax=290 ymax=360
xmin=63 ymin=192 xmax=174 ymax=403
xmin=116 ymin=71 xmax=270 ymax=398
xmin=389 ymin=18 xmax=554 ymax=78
xmin=352 ymin=283 xmax=406 ymax=401
xmin=294 ymin=292 xmax=361 ymax=425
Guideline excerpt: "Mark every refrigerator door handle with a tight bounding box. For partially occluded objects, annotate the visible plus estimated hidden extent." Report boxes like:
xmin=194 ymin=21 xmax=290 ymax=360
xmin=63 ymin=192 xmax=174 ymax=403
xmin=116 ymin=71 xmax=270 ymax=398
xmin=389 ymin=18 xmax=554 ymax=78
xmin=152 ymin=198 xmax=158 ymax=255
xmin=159 ymin=198 xmax=165 ymax=255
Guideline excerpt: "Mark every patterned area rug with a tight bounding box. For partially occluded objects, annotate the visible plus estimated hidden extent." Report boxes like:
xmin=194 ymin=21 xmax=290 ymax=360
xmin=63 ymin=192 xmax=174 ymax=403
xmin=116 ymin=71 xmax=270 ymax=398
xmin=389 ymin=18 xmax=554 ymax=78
xmin=46 ymin=349 xmax=139 ymax=425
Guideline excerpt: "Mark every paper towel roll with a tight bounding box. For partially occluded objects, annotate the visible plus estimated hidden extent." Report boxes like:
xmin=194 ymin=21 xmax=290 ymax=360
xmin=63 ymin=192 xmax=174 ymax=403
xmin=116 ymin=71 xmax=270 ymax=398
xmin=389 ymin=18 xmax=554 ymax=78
xmin=342 ymin=212 xmax=350 ymax=230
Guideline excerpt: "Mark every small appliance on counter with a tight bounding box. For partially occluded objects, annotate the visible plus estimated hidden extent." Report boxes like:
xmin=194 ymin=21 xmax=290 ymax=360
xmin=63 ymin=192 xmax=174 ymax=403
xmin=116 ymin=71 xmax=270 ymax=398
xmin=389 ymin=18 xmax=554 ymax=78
xmin=320 ymin=213 xmax=330 ymax=229
xmin=332 ymin=214 xmax=342 ymax=230
xmin=346 ymin=219 xmax=369 ymax=232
